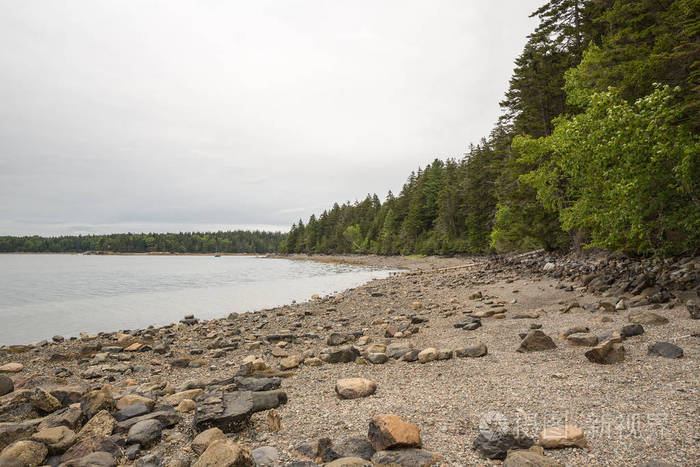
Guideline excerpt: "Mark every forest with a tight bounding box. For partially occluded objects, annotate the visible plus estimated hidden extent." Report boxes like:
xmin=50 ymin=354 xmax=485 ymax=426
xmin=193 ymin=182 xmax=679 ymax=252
xmin=0 ymin=231 xmax=284 ymax=254
xmin=282 ymin=0 xmax=699 ymax=257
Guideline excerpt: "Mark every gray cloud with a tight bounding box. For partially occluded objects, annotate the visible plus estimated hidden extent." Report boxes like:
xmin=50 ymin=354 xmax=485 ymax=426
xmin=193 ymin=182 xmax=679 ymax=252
xmin=0 ymin=0 xmax=540 ymax=235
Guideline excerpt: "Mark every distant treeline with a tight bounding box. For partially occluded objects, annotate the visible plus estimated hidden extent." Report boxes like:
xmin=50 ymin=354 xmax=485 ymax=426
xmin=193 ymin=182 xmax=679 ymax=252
xmin=0 ymin=231 xmax=286 ymax=254
xmin=282 ymin=0 xmax=699 ymax=257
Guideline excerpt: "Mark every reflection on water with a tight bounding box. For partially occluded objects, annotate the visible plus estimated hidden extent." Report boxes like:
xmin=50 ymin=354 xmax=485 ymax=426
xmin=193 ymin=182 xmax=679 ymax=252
xmin=0 ymin=254 xmax=395 ymax=345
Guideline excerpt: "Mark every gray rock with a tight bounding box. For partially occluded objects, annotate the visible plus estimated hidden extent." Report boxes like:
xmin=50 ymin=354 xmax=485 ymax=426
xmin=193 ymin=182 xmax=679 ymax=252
xmin=0 ymin=377 xmax=13 ymax=397
xmin=113 ymin=403 xmax=149 ymax=422
xmin=366 ymin=353 xmax=388 ymax=364
xmin=647 ymin=342 xmax=683 ymax=359
xmin=115 ymin=407 xmax=180 ymax=432
xmin=326 ymin=333 xmax=353 ymax=346
xmin=127 ymin=420 xmax=162 ymax=448
xmin=321 ymin=346 xmax=358 ymax=363
xmin=193 ymin=390 xmax=287 ymax=433
xmin=455 ymin=343 xmax=487 ymax=358
xmin=134 ymin=454 xmax=164 ymax=467
xmin=386 ymin=343 xmax=413 ymax=359
xmin=60 ymin=451 xmax=117 ymax=467
xmin=400 ymin=350 xmax=420 ymax=362
xmin=454 ymin=317 xmax=481 ymax=330
xmin=371 ymin=449 xmax=441 ymax=466
xmin=621 ymin=324 xmax=644 ymax=338
xmin=252 ymin=446 xmax=279 ymax=466
xmin=234 ymin=377 xmax=281 ymax=392
xmin=472 ymin=431 xmax=534 ymax=460
xmin=322 ymin=438 xmax=375 ymax=462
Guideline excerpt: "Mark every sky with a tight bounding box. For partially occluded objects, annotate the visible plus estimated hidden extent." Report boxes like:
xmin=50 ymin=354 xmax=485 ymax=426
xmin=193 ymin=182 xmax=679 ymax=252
xmin=0 ymin=0 xmax=541 ymax=236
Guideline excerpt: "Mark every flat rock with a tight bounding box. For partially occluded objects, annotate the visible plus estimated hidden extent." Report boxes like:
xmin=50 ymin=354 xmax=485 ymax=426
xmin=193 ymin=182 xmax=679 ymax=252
xmin=538 ymin=425 xmax=587 ymax=449
xmin=116 ymin=406 xmax=181 ymax=432
xmin=472 ymin=431 xmax=534 ymax=460
xmin=335 ymin=378 xmax=377 ymax=399
xmin=60 ymin=451 xmax=116 ymax=467
xmin=0 ymin=363 xmax=23 ymax=373
xmin=31 ymin=425 xmax=76 ymax=454
xmin=114 ymin=402 xmax=150 ymax=422
xmin=325 ymin=458 xmax=370 ymax=467
xmin=322 ymin=437 xmax=375 ymax=462
xmin=620 ymin=324 xmax=644 ymax=338
xmin=117 ymin=394 xmax=155 ymax=411
xmin=193 ymin=390 xmax=287 ymax=433
xmin=628 ymin=311 xmax=668 ymax=325
xmin=566 ymin=333 xmax=598 ymax=347
xmin=455 ymin=343 xmax=487 ymax=358
xmin=504 ymin=446 xmax=562 ymax=466
xmin=371 ymin=449 xmax=441 ymax=467
xmin=367 ymin=414 xmax=421 ymax=451
xmin=647 ymin=342 xmax=683 ymax=359
xmin=234 ymin=377 xmax=281 ymax=392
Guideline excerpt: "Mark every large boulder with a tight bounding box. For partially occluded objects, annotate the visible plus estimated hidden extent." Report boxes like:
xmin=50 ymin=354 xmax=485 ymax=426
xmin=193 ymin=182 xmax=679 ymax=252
xmin=193 ymin=390 xmax=287 ymax=433
xmin=335 ymin=378 xmax=377 ymax=400
xmin=367 ymin=415 xmax=421 ymax=451
xmin=517 ymin=331 xmax=556 ymax=352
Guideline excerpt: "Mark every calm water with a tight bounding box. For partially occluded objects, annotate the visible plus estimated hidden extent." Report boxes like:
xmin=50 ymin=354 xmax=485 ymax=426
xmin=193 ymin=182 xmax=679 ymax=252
xmin=0 ymin=254 xmax=395 ymax=345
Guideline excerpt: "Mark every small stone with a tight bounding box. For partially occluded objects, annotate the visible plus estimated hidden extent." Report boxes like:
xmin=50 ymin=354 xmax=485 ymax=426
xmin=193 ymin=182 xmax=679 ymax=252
xmin=279 ymin=355 xmax=302 ymax=370
xmin=0 ymin=439 xmax=47 ymax=466
xmin=538 ymin=425 xmax=587 ymax=449
xmin=647 ymin=342 xmax=683 ymax=359
xmin=687 ymin=299 xmax=699 ymax=319
xmin=472 ymin=431 xmax=534 ymax=460
xmin=251 ymin=446 xmax=279 ymax=466
xmin=585 ymin=340 xmax=625 ymax=364
xmin=367 ymin=414 xmax=421 ymax=451
xmin=620 ymin=324 xmax=644 ymax=338
xmin=517 ymin=330 xmax=556 ymax=352
xmin=0 ymin=363 xmax=23 ymax=373
xmin=192 ymin=439 xmax=255 ymax=467
xmin=455 ymin=343 xmax=487 ymax=358
xmin=417 ymin=348 xmax=438 ymax=363
xmin=0 ymin=375 xmax=14 ymax=396
xmin=304 ymin=357 xmax=323 ymax=367
xmin=628 ymin=311 xmax=669 ymax=325
xmin=117 ymin=394 xmax=156 ymax=411
xmin=371 ymin=449 xmax=441 ymax=466
xmin=32 ymin=426 xmax=76 ymax=454
xmin=469 ymin=291 xmax=483 ymax=300
xmin=566 ymin=333 xmax=598 ymax=347
xmin=322 ymin=437 xmax=375 ymax=462
xmin=177 ymin=399 xmax=196 ymax=413
xmin=192 ymin=427 xmax=227 ymax=455
xmin=504 ymin=446 xmax=562 ymax=467
xmin=366 ymin=353 xmax=389 ymax=364
xmin=127 ymin=419 xmax=162 ymax=448
xmin=335 ymin=378 xmax=377 ymax=399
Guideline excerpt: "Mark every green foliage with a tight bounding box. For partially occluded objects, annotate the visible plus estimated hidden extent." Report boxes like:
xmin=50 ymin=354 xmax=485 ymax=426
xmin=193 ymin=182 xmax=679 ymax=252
xmin=515 ymin=84 xmax=700 ymax=255
xmin=0 ymin=231 xmax=285 ymax=254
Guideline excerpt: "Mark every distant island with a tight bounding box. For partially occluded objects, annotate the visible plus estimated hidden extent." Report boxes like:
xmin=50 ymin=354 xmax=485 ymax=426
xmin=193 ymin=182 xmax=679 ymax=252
xmin=0 ymin=231 xmax=285 ymax=254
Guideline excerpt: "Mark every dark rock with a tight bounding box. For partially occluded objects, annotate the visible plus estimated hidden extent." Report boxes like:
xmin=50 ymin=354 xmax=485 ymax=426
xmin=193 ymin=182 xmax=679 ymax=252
xmin=472 ymin=431 xmax=534 ymax=460
xmin=126 ymin=419 xmax=162 ymax=448
xmin=322 ymin=438 xmax=375 ymax=462
xmin=115 ymin=406 xmax=181 ymax=432
xmin=0 ymin=421 xmax=40 ymax=451
xmin=621 ymin=324 xmax=644 ymax=338
xmin=400 ymin=350 xmax=420 ymax=362
xmin=585 ymin=340 xmax=625 ymax=364
xmin=124 ymin=444 xmax=140 ymax=460
xmin=0 ymin=377 xmax=13 ymax=397
xmin=321 ymin=346 xmax=358 ymax=363
xmin=647 ymin=342 xmax=683 ymax=359
xmin=251 ymin=446 xmax=279 ymax=466
xmin=234 ymin=377 xmax=281 ymax=392
xmin=295 ymin=437 xmax=333 ymax=462
xmin=60 ymin=436 xmax=121 ymax=464
xmin=454 ymin=317 xmax=481 ymax=330
xmin=326 ymin=333 xmax=352 ymax=346
xmin=113 ymin=402 xmax=149 ymax=422
xmin=59 ymin=451 xmax=116 ymax=467
xmin=80 ymin=388 xmax=114 ymax=419
xmin=193 ymin=390 xmax=287 ymax=433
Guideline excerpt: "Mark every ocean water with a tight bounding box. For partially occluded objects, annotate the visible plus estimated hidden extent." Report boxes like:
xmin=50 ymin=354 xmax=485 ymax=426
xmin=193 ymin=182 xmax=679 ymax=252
xmin=0 ymin=254 xmax=395 ymax=345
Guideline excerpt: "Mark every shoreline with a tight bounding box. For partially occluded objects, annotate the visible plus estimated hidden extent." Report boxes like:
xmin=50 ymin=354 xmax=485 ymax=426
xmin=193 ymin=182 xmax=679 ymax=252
xmin=0 ymin=253 xmax=697 ymax=465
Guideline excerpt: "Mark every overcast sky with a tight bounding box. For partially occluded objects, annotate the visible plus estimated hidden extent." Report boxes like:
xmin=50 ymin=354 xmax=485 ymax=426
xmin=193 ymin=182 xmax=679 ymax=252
xmin=0 ymin=0 xmax=540 ymax=236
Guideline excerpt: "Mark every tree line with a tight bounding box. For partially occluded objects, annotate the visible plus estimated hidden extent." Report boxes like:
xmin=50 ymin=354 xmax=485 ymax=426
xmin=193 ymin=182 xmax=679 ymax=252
xmin=282 ymin=0 xmax=699 ymax=257
xmin=0 ymin=231 xmax=285 ymax=254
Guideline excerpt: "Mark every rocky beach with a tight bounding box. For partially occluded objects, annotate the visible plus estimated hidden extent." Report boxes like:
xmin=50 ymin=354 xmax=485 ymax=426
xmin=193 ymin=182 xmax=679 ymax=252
xmin=0 ymin=252 xmax=698 ymax=466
